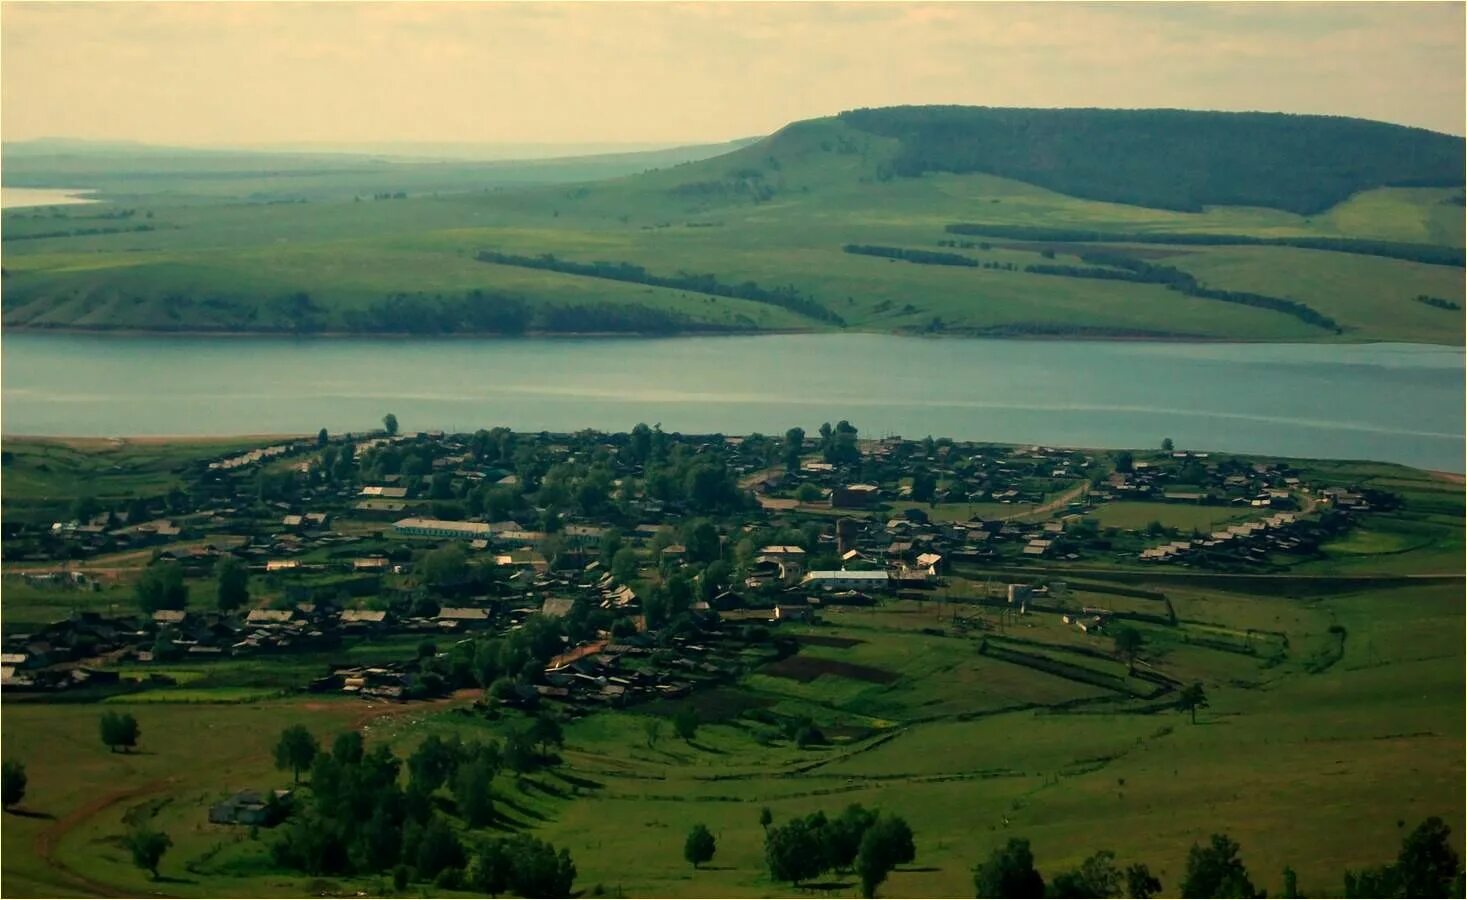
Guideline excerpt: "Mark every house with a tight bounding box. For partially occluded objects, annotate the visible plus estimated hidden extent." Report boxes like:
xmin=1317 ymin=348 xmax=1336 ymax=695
xmin=437 ymin=607 xmax=492 ymax=627
xmin=393 ymin=518 xmax=492 ymax=540
xmin=541 ymin=597 xmax=576 ymax=619
xmin=152 ymin=609 xmax=189 ymax=626
xmin=353 ymin=557 xmax=389 ymax=572
xmin=246 ymin=609 xmax=296 ymax=625
xmin=774 ymin=602 xmax=814 ymax=622
xmin=340 ymin=609 xmax=390 ymax=630
xmin=359 ymin=485 xmax=409 ymax=499
xmin=208 ymin=789 xmax=292 ymax=827
xmin=801 ymin=570 xmax=890 ymax=591
xmin=756 ymin=546 xmax=807 ymax=581
xmin=831 ymin=484 xmax=880 ymax=508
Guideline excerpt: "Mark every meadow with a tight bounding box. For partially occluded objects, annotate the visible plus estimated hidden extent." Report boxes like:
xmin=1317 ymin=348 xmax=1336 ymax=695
xmin=2 ymin=581 xmax=1460 ymax=898
xmin=3 ymin=118 xmax=1462 ymax=343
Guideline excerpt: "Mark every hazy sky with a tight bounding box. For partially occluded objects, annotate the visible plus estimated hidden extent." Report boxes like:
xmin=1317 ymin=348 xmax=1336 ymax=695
xmin=3 ymin=1 xmax=1463 ymax=147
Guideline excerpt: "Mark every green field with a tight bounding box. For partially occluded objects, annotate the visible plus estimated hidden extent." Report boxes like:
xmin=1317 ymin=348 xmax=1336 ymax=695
xmin=1084 ymin=501 xmax=1252 ymax=533
xmin=4 ymin=115 xmax=1462 ymax=343
xmin=2 ymin=585 xmax=1460 ymax=898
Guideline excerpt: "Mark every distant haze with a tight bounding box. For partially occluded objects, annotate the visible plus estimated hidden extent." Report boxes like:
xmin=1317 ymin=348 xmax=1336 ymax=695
xmin=2 ymin=1 xmax=1463 ymax=147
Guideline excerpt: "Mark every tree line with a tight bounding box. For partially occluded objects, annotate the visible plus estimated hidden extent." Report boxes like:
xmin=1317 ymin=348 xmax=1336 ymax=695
xmin=943 ymin=223 xmax=1465 ymax=268
xmin=837 ymin=106 xmax=1464 ymax=216
xmin=1414 ymin=294 xmax=1462 ymax=311
xmin=843 ymin=243 xmax=980 ymax=267
xmin=474 ymin=249 xmax=844 ymax=324
xmin=338 ymin=289 xmax=738 ymax=336
xmin=969 ymin=816 xmax=1463 ymax=898
xmin=1023 ymin=251 xmax=1341 ymax=332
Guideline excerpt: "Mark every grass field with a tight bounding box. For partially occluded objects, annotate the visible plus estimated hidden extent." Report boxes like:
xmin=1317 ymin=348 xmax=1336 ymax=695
xmin=4 ymin=117 xmax=1462 ymax=343
xmin=1083 ymin=501 xmax=1252 ymax=533
xmin=4 ymin=582 xmax=1458 ymax=898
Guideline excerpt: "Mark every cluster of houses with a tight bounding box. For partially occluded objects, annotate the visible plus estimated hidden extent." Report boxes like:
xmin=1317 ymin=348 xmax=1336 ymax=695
xmin=1138 ymin=512 xmax=1304 ymax=563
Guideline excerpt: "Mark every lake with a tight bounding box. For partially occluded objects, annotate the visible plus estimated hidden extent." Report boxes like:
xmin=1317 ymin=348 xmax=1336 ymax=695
xmin=2 ymin=332 xmax=1462 ymax=471
xmin=0 ymin=187 xmax=98 ymax=209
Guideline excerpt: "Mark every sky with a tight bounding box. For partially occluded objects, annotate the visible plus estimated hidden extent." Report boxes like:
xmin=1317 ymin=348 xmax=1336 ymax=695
xmin=2 ymin=1 xmax=1463 ymax=148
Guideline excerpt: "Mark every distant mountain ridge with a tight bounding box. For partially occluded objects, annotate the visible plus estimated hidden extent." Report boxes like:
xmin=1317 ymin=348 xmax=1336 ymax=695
xmin=832 ymin=106 xmax=1466 ymax=215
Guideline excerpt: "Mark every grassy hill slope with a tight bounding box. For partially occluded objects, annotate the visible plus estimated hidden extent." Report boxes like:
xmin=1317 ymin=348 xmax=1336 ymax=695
xmin=3 ymin=108 xmax=1463 ymax=342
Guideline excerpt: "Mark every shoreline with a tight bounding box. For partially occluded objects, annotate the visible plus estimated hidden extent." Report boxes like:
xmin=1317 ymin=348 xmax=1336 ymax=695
xmin=4 ymin=432 xmax=1464 ymax=476
xmin=0 ymin=324 xmax=1459 ymax=348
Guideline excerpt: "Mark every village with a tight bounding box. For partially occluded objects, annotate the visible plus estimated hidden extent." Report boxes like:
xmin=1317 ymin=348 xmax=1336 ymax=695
xmin=1 ymin=424 xmax=1387 ymax=707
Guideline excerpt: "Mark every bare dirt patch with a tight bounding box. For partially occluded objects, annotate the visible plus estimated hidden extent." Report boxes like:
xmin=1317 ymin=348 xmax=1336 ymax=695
xmin=763 ymin=656 xmax=899 ymax=684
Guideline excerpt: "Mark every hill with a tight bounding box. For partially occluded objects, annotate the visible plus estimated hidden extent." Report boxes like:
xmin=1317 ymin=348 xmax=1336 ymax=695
xmin=836 ymin=106 xmax=1465 ymax=215
xmin=2 ymin=106 xmax=1463 ymax=342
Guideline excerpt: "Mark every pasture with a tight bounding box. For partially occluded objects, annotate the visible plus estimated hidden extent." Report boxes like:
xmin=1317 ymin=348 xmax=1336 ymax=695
xmin=3 ymin=117 xmax=1462 ymax=343
xmin=2 ymin=582 xmax=1460 ymax=898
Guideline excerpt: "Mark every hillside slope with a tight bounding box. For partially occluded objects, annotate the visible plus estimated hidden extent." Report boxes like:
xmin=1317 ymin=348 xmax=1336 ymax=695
xmin=3 ymin=107 xmax=1463 ymax=342
xmin=837 ymin=106 xmax=1465 ymax=214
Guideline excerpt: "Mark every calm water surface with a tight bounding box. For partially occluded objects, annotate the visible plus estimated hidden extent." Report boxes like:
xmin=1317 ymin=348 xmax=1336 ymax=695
xmin=1 ymin=187 xmax=98 ymax=209
xmin=2 ymin=333 xmax=1462 ymax=471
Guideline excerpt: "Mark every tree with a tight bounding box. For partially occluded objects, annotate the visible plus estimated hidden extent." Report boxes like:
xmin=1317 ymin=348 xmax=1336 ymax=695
xmin=856 ymin=814 xmax=916 ymax=898
xmin=453 ymin=754 xmax=497 ymax=828
xmin=1177 ymin=682 xmax=1209 ymax=724
xmin=528 ymin=715 xmax=564 ymax=759
xmin=1112 ymin=627 xmax=1143 ymax=674
xmin=1280 ymin=866 xmax=1300 ymax=899
xmin=674 ymin=707 xmax=699 ymax=743
xmin=332 ymin=731 xmax=364 ymax=765
xmin=274 ymin=725 xmax=319 ymax=784
xmin=419 ymin=543 xmax=469 ymax=588
xmin=1162 ymin=438 xmax=1175 ymax=452
xmin=972 ymin=837 xmax=1045 ymax=898
xmin=644 ymin=718 xmax=663 ymax=748
xmin=796 ymin=482 xmax=823 ymax=503
xmin=823 ymin=803 xmax=878 ymax=873
xmin=765 ymin=815 xmax=827 ymax=886
xmin=1395 ymin=816 xmax=1461 ymax=897
xmin=469 ymin=840 xmax=514 ymax=897
xmin=684 ymin=519 xmax=721 ymax=564
xmin=415 ymin=815 xmax=466 ymax=881
xmin=783 ymin=427 xmax=806 ymax=472
xmin=382 ymin=413 xmax=399 ymax=435
xmin=100 ymin=711 xmax=140 ymax=753
xmin=2 ymin=760 xmax=26 ymax=810
xmin=759 ymin=806 xmax=773 ymax=832
xmin=135 ymin=561 xmax=188 ymax=613
xmin=611 ymin=547 xmax=639 ymax=584
xmin=1180 ymin=834 xmax=1259 ymax=898
xmin=126 ymin=826 xmax=172 ymax=879
xmin=1114 ymin=451 xmax=1135 ymax=474
xmin=1125 ymin=863 xmax=1162 ymax=899
xmin=216 ymin=555 xmax=250 ymax=612
xmin=317 ymin=427 xmax=329 ymax=446
xmin=684 ymin=823 xmax=716 ymax=869
xmin=407 ymin=734 xmax=459 ymax=793
xmin=1049 ymin=850 xmax=1122 ymax=898
xmin=1345 ymin=816 xmax=1463 ymax=898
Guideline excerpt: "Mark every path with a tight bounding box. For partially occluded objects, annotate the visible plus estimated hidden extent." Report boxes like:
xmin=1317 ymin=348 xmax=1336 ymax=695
xmin=36 ymin=776 xmax=180 ymax=899
xmin=998 ymin=483 xmax=1088 ymax=523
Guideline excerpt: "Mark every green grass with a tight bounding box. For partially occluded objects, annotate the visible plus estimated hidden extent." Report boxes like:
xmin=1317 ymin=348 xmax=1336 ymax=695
xmin=0 ymin=436 xmax=287 ymax=524
xmin=3 ymin=117 xmax=1462 ymax=343
xmin=1 ymin=581 xmax=1460 ymax=898
xmin=1084 ymin=501 xmax=1252 ymax=533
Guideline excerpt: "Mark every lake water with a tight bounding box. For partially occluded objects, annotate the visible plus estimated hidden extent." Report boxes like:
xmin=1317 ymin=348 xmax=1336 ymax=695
xmin=2 ymin=333 xmax=1462 ymax=472
xmin=0 ymin=187 xmax=97 ymax=209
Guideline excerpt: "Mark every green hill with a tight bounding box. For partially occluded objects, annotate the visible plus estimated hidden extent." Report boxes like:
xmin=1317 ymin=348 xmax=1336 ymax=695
xmin=837 ymin=106 xmax=1465 ymax=214
xmin=3 ymin=106 xmax=1463 ymax=343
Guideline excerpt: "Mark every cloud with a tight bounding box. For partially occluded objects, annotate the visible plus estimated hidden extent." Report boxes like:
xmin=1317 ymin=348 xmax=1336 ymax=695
xmin=1 ymin=1 xmax=1461 ymax=144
